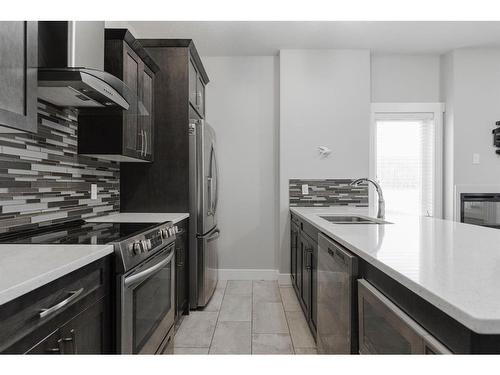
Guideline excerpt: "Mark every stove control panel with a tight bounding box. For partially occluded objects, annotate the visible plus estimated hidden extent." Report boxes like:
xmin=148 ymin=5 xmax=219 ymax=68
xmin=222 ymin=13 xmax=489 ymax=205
xmin=116 ymin=222 xmax=178 ymax=272
xmin=124 ymin=223 xmax=176 ymax=258
xmin=146 ymin=230 xmax=163 ymax=250
xmin=160 ymin=225 xmax=179 ymax=240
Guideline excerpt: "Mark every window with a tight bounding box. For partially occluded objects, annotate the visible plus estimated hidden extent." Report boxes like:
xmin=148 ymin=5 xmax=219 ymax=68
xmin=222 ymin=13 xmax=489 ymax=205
xmin=371 ymin=104 xmax=443 ymax=217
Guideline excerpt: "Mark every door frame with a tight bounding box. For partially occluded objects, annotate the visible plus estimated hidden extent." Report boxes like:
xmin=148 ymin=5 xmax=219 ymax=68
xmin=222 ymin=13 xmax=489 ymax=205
xmin=370 ymin=103 xmax=445 ymax=219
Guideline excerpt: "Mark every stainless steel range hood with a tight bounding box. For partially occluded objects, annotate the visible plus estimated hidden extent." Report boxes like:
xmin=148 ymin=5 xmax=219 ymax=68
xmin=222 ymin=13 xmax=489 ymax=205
xmin=38 ymin=21 xmax=136 ymax=111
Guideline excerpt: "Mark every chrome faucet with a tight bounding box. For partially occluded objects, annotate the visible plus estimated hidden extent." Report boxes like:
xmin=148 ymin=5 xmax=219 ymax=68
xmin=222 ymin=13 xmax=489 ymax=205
xmin=350 ymin=178 xmax=385 ymax=219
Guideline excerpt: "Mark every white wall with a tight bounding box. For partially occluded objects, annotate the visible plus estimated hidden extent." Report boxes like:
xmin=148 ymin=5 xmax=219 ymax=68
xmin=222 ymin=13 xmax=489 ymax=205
xmin=371 ymin=54 xmax=441 ymax=102
xmin=440 ymin=49 xmax=500 ymax=219
xmin=203 ymin=56 xmax=279 ymax=272
xmin=453 ymin=49 xmax=500 ymax=186
xmin=279 ymin=49 xmax=371 ymax=274
xmin=440 ymin=52 xmax=455 ymax=219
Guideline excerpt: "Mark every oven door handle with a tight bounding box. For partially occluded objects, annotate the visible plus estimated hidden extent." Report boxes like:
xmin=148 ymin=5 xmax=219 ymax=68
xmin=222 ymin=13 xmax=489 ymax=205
xmin=125 ymin=250 xmax=174 ymax=287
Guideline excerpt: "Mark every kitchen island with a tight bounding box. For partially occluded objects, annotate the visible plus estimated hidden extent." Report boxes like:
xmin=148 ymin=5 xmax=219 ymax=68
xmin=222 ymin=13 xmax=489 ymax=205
xmin=290 ymin=206 xmax=500 ymax=354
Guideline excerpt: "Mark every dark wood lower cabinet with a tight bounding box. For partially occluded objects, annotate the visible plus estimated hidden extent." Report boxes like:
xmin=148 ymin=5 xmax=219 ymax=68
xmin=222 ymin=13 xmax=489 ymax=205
xmin=26 ymin=297 xmax=110 ymax=354
xmin=0 ymin=256 xmax=112 ymax=354
xmin=299 ymin=232 xmax=312 ymax=317
xmin=175 ymin=218 xmax=189 ymax=319
xmin=291 ymin=213 xmax=318 ymax=339
xmin=290 ymin=221 xmax=299 ymax=289
xmin=58 ymin=297 xmax=110 ymax=354
xmin=25 ymin=330 xmax=62 ymax=354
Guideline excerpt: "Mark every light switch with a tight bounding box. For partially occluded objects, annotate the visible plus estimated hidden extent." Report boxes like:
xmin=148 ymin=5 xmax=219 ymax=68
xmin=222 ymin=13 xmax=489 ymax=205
xmin=473 ymin=153 xmax=480 ymax=164
xmin=302 ymin=184 xmax=309 ymax=195
xmin=91 ymin=184 xmax=98 ymax=200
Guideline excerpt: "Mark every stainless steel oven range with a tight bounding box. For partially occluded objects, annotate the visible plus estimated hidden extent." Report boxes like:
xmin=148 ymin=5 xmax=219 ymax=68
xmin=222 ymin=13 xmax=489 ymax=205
xmin=115 ymin=221 xmax=178 ymax=354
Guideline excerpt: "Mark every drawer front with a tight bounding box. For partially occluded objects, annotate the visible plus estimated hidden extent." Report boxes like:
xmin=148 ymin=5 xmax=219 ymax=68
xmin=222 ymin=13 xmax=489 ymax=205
xmin=358 ymin=279 xmax=424 ymax=354
xmin=357 ymin=279 xmax=452 ymax=354
xmin=0 ymin=256 xmax=111 ymax=353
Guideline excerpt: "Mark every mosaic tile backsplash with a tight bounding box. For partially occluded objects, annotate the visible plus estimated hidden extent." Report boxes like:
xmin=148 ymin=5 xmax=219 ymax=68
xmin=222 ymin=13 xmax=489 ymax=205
xmin=0 ymin=101 xmax=120 ymax=233
xmin=289 ymin=179 xmax=369 ymax=207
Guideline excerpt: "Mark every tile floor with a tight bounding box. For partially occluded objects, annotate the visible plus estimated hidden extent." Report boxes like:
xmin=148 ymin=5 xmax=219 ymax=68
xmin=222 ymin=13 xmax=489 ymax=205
xmin=173 ymin=280 xmax=318 ymax=354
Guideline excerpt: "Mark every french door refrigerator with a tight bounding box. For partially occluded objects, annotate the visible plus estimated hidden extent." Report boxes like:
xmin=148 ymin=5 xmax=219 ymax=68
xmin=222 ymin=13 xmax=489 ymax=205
xmin=189 ymin=118 xmax=220 ymax=308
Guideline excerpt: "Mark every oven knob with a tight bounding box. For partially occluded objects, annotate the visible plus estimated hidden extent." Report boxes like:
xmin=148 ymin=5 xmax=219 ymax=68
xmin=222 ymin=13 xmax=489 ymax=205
xmin=146 ymin=239 xmax=152 ymax=251
xmin=160 ymin=228 xmax=168 ymax=239
xmin=140 ymin=240 xmax=148 ymax=253
xmin=132 ymin=242 xmax=142 ymax=255
xmin=168 ymin=227 xmax=175 ymax=236
xmin=173 ymin=225 xmax=179 ymax=233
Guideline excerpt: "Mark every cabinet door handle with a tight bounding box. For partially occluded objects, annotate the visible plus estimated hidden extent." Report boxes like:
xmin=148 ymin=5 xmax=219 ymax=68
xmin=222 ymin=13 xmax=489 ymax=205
xmin=62 ymin=329 xmax=77 ymax=354
xmin=305 ymin=248 xmax=312 ymax=269
xmin=141 ymin=129 xmax=146 ymax=156
xmin=39 ymin=288 xmax=84 ymax=319
xmin=46 ymin=338 xmax=64 ymax=354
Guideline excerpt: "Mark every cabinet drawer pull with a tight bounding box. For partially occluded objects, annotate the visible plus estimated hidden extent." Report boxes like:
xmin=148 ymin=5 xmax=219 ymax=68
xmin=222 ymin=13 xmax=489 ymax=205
xmin=39 ymin=288 xmax=84 ymax=319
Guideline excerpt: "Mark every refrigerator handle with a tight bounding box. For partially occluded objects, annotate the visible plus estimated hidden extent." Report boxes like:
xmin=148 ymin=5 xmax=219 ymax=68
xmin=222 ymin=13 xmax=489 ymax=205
xmin=212 ymin=146 xmax=219 ymax=215
xmin=207 ymin=176 xmax=214 ymax=216
xmin=197 ymin=228 xmax=220 ymax=240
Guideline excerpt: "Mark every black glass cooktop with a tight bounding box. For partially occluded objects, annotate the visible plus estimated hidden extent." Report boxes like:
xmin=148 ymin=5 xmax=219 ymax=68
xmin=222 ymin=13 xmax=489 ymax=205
xmin=0 ymin=220 xmax=159 ymax=245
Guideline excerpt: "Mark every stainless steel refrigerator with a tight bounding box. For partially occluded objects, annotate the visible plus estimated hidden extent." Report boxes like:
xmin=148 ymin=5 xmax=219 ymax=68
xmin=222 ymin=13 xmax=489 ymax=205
xmin=189 ymin=118 xmax=220 ymax=308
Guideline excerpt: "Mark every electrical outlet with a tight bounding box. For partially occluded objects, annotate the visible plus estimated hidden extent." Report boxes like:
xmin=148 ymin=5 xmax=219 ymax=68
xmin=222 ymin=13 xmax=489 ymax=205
xmin=473 ymin=153 xmax=480 ymax=164
xmin=91 ymin=184 xmax=98 ymax=200
xmin=302 ymin=184 xmax=309 ymax=195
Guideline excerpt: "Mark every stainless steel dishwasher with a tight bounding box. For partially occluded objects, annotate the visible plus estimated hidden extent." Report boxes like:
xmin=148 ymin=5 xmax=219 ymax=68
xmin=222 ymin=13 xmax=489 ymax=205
xmin=317 ymin=233 xmax=358 ymax=354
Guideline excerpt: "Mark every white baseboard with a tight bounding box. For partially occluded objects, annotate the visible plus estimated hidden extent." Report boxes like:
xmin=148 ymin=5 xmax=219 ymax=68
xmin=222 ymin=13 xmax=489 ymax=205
xmin=277 ymin=273 xmax=292 ymax=286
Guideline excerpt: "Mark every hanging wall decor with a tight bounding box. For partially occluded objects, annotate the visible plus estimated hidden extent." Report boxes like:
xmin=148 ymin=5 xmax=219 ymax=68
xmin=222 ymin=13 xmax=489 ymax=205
xmin=493 ymin=121 xmax=500 ymax=154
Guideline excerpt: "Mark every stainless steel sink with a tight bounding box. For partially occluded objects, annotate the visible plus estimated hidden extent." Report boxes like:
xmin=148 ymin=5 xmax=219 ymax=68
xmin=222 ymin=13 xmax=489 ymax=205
xmin=319 ymin=215 xmax=391 ymax=224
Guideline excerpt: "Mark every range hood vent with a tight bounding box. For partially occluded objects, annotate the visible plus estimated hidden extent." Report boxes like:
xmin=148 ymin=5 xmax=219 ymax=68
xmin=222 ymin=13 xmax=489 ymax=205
xmin=37 ymin=21 xmax=140 ymax=112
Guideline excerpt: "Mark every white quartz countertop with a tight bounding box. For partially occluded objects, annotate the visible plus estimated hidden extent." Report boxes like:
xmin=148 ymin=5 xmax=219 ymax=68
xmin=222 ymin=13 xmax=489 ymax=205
xmin=86 ymin=212 xmax=189 ymax=224
xmin=290 ymin=206 xmax=500 ymax=334
xmin=0 ymin=244 xmax=114 ymax=306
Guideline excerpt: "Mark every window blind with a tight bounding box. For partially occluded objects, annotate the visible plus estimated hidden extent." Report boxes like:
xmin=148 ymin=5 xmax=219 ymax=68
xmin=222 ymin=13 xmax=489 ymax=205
xmin=375 ymin=114 xmax=435 ymax=216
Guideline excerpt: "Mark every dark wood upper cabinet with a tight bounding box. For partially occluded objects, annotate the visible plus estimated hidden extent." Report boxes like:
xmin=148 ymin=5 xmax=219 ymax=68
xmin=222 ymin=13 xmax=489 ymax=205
xmin=120 ymin=39 xmax=209 ymax=213
xmin=188 ymin=60 xmax=198 ymax=108
xmin=196 ymin=75 xmax=205 ymax=116
xmin=140 ymin=64 xmax=155 ymax=159
xmin=0 ymin=21 xmax=37 ymax=133
xmin=188 ymin=57 xmax=206 ymax=118
xmin=78 ymin=29 xmax=159 ymax=162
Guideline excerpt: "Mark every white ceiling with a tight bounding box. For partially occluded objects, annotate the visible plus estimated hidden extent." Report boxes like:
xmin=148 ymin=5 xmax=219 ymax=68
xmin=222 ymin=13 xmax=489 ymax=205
xmin=105 ymin=21 xmax=500 ymax=56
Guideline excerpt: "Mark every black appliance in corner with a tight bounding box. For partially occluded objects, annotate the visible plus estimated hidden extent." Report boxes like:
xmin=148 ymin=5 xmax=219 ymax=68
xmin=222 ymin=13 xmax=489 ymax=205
xmin=461 ymin=193 xmax=500 ymax=228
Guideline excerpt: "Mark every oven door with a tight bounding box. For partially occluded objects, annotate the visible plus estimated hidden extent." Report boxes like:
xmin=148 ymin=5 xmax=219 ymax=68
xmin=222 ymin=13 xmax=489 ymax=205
xmin=120 ymin=243 xmax=175 ymax=354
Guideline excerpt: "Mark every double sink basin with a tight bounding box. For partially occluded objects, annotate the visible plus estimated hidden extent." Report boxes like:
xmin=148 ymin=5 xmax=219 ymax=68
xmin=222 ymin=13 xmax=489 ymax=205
xmin=320 ymin=215 xmax=391 ymax=225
